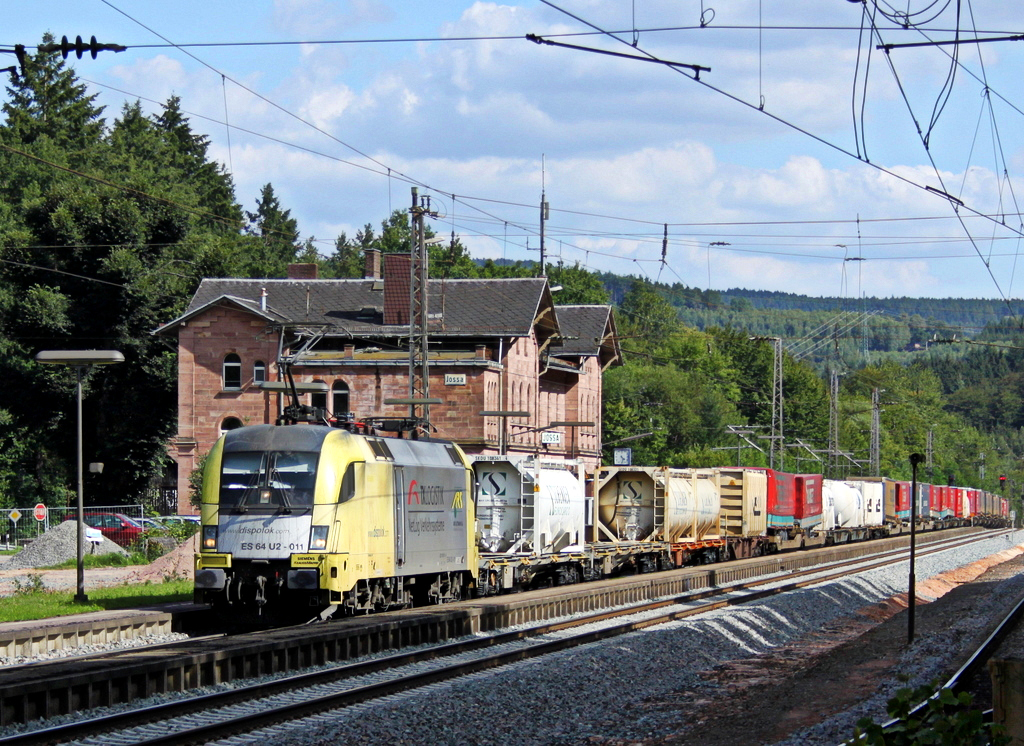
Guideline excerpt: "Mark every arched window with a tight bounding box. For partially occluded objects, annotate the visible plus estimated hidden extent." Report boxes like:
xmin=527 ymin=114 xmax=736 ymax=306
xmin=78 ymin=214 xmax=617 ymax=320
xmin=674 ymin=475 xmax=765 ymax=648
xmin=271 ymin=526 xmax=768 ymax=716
xmin=253 ymin=360 xmax=266 ymax=385
xmin=223 ymin=354 xmax=242 ymax=390
xmin=220 ymin=417 xmax=243 ymax=435
xmin=332 ymin=381 xmax=350 ymax=416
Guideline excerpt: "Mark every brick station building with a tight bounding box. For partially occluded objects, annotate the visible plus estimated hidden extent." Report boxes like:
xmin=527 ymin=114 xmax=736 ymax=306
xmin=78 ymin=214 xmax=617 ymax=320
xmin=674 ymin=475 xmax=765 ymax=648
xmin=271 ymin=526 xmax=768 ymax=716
xmin=155 ymin=251 xmax=622 ymax=513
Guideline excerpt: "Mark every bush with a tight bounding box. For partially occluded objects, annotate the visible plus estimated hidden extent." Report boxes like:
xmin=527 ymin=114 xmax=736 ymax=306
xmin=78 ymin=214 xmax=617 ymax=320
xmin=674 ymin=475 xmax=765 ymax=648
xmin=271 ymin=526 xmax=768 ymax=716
xmin=847 ymin=679 xmax=1008 ymax=745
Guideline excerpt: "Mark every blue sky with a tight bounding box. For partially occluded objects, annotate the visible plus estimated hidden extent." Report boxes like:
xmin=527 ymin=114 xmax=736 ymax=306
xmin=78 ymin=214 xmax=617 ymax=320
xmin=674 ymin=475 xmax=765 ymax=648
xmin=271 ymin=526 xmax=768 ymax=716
xmin=4 ymin=1 xmax=1024 ymax=301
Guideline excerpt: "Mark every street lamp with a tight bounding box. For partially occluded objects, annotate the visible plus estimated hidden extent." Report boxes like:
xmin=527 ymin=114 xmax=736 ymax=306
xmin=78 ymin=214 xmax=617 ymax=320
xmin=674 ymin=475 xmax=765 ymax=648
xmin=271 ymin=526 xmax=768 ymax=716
xmin=35 ymin=350 xmax=124 ymax=603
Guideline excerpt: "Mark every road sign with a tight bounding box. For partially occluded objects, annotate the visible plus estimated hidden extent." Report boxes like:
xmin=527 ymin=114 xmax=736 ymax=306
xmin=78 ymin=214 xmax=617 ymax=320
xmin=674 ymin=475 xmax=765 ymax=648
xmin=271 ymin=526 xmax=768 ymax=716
xmin=33 ymin=503 xmax=47 ymax=521
xmin=8 ymin=509 xmax=20 ymax=524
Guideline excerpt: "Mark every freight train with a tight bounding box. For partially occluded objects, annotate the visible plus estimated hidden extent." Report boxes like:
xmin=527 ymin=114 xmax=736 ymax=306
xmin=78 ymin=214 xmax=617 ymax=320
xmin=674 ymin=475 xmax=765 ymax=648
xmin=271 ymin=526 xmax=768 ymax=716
xmin=193 ymin=423 xmax=1011 ymax=623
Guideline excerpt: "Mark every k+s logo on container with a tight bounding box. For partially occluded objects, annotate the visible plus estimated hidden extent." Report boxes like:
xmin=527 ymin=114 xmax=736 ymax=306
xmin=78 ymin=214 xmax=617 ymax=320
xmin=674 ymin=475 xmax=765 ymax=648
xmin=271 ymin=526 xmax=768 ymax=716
xmin=480 ymin=471 xmax=507 ymax=497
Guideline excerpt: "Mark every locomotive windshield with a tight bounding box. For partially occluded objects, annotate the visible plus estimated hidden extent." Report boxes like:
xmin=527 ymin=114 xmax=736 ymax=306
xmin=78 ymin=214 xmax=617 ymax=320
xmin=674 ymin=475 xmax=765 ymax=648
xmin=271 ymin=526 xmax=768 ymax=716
xmin=220 ymin=451 xmax=318 ymax=510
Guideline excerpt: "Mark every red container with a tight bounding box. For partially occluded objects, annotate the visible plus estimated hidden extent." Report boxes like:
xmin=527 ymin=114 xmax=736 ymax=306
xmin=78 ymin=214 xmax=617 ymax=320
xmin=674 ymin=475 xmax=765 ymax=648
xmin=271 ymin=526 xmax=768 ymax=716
xmin=793 ymin=474 xmax=823 ymax=529
xmin=894 ymin=480 xmax=911 ymax=521
xmin=767 ymin=469 xmax=796 ymax=528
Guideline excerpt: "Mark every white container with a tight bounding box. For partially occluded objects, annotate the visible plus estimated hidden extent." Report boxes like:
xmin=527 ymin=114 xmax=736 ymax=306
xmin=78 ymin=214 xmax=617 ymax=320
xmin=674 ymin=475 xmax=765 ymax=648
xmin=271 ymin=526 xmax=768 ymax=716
xmin=472 ymin=455 xmax=586 ymax=556
xmin=823 ymin=479 xmax=864 ymax=529
xmin=664 ymin=468 xmax=721 ymax=542
xmin=846 ymin=480 xmax=884 ymax=526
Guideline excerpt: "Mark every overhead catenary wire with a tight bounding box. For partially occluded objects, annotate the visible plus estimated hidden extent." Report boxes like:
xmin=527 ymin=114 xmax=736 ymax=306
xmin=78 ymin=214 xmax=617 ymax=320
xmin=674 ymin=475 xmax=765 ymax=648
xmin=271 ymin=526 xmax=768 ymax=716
xmin=535 ymin=0 xmax=1024 ymax=317
xmin=8 ymin=2 xmax=1023 ymax=305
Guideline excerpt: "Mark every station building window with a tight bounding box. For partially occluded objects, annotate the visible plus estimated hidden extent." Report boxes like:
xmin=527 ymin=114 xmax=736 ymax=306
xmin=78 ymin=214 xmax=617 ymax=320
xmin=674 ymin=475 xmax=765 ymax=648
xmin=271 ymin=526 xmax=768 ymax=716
xmin=253 ymin=360 xmax=266 ymax=385
xmin=220 ymin=417 xmax=243 ymax=435
xmin=332 ymin=381 xmax=350 ymax=416
xmin=223 ymin=354 xmax=242 ymax=390
xmin=311 ymin=380 xmax=328 ymax=412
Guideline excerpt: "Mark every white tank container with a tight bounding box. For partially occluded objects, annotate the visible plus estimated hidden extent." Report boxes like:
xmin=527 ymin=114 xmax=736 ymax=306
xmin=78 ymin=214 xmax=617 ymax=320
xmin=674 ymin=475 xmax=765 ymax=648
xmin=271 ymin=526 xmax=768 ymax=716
xmin=823 ymin=479 xmax=864 ymax=529
xmin=664 ymin=468 xmax=721 ymax=542
xmin=846 ymin=480 xmax=884 ymax=526
xmin=472 ymin=455 xmax=586 ymax=556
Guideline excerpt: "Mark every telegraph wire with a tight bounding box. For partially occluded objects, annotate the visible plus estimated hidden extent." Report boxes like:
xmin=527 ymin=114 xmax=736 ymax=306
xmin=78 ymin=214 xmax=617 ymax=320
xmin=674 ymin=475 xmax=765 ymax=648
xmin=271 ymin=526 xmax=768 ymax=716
xmin=867 ymin=11 xmax=1018 ymax=320
xmin=77 ymin=69 xmax=1024 ymax=276
xmin=537 ymin=0 xmax=1024 ymax=316
xmin=30 ymin=23 xmax=1009 ymax=51
xmin=16 ymin=3 xmax=1024 ymax=302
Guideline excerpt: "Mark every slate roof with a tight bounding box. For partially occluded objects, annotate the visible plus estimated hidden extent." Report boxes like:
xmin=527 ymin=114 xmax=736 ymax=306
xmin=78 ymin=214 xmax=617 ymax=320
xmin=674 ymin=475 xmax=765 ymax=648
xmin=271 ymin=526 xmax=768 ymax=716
xmin=157 ymin=277 xmax=557 ymax=339
xmin=550 ymin=306 xmax=615 ymax=356
xmin=544 ymin=305 xmax=622 ymax=369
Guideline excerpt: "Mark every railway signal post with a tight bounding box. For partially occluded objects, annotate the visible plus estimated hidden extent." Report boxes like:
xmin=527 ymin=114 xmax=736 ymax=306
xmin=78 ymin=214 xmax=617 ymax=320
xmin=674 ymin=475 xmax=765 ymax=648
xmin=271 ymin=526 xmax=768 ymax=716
xmin=909 ymin=452 xmax=925 ymax=643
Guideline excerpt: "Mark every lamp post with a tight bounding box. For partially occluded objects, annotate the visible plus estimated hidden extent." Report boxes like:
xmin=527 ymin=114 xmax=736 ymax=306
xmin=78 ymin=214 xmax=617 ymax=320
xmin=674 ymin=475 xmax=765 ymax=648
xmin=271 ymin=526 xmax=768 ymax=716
xmin=35 ymin=350 xmax=124 ymax=603
xmin=908 ymin=452 xmax=925 ymax=644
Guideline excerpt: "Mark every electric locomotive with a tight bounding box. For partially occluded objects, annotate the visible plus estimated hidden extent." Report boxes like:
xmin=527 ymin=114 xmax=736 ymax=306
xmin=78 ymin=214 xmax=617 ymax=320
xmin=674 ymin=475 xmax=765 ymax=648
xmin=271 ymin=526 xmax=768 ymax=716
xmin=194 ymin=424 xmax=476 ymax=623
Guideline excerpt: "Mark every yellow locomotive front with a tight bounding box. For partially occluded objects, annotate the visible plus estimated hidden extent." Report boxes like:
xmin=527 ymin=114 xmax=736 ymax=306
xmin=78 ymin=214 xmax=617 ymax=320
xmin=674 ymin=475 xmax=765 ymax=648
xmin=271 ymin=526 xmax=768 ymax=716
xmin=195 ymin=424 xmax=475 ymax=624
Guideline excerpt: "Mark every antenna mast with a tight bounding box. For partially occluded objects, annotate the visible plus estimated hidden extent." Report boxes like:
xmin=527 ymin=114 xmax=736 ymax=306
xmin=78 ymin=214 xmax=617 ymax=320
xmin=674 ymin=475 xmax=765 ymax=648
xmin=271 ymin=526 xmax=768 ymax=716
xmin=539 ymin=155 xmax=549 ymax=277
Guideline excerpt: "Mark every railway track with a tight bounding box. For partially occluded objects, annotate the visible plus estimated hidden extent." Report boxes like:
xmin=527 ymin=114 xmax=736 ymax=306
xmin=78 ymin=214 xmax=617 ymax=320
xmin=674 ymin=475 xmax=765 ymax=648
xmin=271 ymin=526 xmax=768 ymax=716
xmin=0 ymin=529 xmax=1007 ymax=746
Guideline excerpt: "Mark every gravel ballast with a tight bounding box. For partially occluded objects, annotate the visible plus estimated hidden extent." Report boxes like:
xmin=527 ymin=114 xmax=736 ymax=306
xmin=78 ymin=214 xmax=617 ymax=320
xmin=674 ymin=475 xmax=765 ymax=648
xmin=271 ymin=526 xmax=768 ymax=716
xmin=2 ymin=531 xmax=1021 ymax=744
xmin=224 ymin=530 xmax=1024 ymax=746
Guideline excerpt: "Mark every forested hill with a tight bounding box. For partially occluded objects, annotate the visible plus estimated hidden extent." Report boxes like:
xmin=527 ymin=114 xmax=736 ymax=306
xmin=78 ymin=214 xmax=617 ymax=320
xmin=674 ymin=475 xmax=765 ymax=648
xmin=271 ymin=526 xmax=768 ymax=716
xmin=718 ymin=289 xmax=1022 ymax=332
xmin=594 ymin=271 xmax=1021 ymax=337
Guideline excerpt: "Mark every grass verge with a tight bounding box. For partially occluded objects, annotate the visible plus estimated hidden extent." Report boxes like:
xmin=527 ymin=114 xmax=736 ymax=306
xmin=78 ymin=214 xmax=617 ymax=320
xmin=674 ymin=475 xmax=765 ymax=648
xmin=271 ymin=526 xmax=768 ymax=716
xmin=0 ymin=580 xmax=193 ymax=623
xmin=40 ymin=551 xmax=149 ymax=569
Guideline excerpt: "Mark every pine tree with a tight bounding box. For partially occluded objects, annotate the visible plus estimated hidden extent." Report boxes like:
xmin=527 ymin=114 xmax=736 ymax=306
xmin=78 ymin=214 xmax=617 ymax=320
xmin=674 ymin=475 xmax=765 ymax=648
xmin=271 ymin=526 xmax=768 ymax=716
xmin=243 ymin=183 xmax=300 ymax=278
xmin=1 ymin=33 xmax=105 ymax=154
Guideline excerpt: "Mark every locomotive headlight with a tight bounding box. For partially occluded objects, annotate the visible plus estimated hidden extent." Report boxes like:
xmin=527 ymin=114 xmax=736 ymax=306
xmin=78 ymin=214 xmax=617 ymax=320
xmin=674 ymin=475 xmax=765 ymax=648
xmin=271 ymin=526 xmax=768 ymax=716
xmin=310 ymin=525 xmax=329 ymax=550
xmin=202 ymin=525 xmax=218 ymax=551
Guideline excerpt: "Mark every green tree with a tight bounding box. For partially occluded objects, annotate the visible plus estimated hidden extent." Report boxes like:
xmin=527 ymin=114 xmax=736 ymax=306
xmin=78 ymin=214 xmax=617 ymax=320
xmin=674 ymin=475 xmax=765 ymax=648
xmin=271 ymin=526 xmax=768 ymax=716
xmin=243 ymin=183 xmax=299 ymax=278
xmin=547 ymin=262 xmax=610 ymax=305
xmin=618 ymin=279 xmax=681 ymax=346
xmin=0 ymin=42 xmax=252 ymax=507
xmin=1 ymin=33 xmax=104 ymax=153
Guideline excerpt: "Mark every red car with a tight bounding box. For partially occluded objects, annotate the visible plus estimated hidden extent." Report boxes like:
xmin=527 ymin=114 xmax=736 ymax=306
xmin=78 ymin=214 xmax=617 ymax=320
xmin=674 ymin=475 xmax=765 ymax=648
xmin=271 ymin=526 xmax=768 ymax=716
xmin=64 ymin=512 xmax=143 ymax=548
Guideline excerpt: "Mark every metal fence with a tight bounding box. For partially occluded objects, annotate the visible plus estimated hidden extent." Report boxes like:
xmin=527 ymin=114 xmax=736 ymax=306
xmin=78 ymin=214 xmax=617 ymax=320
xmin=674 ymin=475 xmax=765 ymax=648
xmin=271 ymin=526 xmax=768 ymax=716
xmin=0 ymin=505 xmax=144 ymax=551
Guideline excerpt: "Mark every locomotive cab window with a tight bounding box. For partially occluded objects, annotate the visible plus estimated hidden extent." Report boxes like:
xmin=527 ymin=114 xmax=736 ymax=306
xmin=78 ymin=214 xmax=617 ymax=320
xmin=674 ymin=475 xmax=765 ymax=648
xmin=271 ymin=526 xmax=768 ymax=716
xmin=339 ymin=461 xmax=363 ymax=503
xmin=220 ymin=451 xmax=319 ymax=510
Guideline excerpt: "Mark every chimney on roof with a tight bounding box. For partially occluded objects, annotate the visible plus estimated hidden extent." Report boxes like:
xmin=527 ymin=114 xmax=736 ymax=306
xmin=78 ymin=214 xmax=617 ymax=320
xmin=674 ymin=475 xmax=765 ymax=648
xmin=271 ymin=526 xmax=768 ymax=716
xmin=364 ymin=249 xmax=381 ymax=280
xmin=260 ymin=287 xmax=267 ymax=311
xmin=383 ymin=253 xmax=411 ymax=326
xmin=287 ymin=263 xmax=319 ymax=280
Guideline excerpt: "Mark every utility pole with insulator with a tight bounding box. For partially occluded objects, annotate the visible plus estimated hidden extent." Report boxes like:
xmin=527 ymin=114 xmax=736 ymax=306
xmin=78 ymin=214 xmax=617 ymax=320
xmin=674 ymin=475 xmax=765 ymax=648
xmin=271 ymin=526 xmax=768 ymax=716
xmin=407 ymin=187 xmax=437 ymax=433
xmin=538 ymin=157 xmax=549 ymax=277
xmin=870 ymin=388 xmax=881 ymax=474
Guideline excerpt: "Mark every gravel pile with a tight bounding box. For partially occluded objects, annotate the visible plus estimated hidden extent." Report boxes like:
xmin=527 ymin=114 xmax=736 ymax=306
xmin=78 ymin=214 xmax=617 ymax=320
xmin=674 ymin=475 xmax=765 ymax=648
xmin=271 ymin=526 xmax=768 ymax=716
xmin=4 ymin=521 xmax=127 ymax=570
xmin=124 ymin=534 xmax=197 ymax=584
